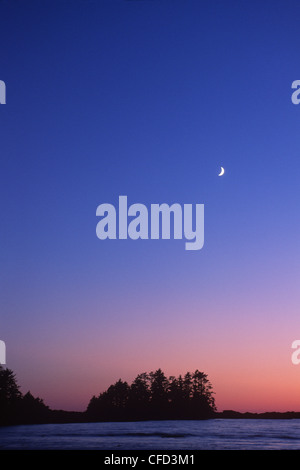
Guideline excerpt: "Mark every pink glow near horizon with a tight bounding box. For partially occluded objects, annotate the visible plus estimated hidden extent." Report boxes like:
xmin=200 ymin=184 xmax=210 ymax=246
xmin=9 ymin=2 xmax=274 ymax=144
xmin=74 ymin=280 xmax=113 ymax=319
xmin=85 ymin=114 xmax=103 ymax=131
xmin=7 ymin=287 xmax=300 ymax=413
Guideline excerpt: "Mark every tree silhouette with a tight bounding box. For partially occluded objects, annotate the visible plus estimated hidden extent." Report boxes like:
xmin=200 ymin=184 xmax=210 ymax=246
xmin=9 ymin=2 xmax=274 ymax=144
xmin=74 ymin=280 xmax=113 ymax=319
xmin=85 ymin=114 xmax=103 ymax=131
xmin=128 ymin=373 xmax=151 ymax=419
xmin=87 ymin=368 xmax=216 ymax=421
xmin=0 ymin=366 xmax=22 ymax=424
xmin=191 ymin=370 xmax=216 ymax=418
xmin=149 ymin=369 xmax=169 ymax=417
xmin=20 ymin=391 xmax=50 ymax=423
xmin=167 ymin=375 xmax=186 ymax=419
xmin=0 ymin=365 xmax=50 ymax=425
xmin=87 ymin=379 xmax=130 ymax=421
xmin=0 ymin=366 xmax=21 ymax=402
xmin=183 ymin=372 xmax=193 ymax=400
xmin=0 ymin=365 xmax=216 ymax=425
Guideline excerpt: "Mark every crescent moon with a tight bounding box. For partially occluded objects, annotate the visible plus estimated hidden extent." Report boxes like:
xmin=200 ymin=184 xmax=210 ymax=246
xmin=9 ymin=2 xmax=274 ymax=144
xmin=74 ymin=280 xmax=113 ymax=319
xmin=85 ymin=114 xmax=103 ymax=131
xmin=218 ymin=167 xmax=225 ymax=176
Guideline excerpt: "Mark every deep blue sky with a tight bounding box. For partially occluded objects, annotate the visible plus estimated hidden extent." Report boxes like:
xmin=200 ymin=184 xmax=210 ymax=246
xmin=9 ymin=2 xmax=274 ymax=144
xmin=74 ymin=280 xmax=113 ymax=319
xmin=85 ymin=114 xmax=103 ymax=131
xmin=1 ymin=0 xmax=300 ymax=411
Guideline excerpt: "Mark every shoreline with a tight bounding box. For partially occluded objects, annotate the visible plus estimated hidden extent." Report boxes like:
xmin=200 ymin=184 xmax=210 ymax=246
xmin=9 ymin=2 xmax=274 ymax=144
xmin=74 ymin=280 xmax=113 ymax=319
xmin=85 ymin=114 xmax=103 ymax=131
xmin=2 ymin=410 xmax=300 ymax=427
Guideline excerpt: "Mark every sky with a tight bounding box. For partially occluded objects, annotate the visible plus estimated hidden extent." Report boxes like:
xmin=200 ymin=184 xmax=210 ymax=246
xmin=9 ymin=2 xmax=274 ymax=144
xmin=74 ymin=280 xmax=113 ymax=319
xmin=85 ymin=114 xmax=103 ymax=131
xmin=1 ymin=0 xmax=300 ymax=413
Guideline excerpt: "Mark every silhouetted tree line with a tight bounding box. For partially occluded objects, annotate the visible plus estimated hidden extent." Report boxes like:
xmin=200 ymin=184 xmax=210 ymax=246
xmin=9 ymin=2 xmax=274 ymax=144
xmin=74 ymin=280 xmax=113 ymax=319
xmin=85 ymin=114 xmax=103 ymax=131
xmin=86 ymin=369 xmax=216 ymax=421
xmin=0 ymin=366 xmax=50 ymax=426
xmin=0 ymin=365 xmax=216 ymax=425
xmin=3 ymin=365 xmax=300 ymax=425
